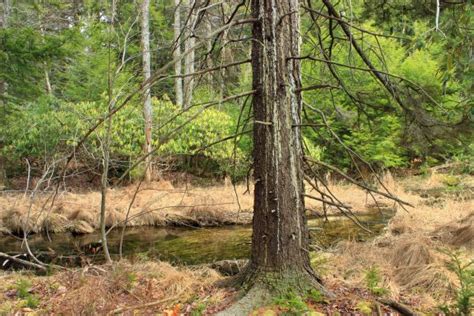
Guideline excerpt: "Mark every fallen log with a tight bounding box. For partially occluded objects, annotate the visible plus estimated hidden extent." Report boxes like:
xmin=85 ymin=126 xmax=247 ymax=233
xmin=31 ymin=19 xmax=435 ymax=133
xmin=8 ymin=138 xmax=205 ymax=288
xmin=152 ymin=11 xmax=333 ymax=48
xmin=0 ymin=252 xmax=47 ymax=271
xmin=378 ymin=298 xmax=419 ymax=316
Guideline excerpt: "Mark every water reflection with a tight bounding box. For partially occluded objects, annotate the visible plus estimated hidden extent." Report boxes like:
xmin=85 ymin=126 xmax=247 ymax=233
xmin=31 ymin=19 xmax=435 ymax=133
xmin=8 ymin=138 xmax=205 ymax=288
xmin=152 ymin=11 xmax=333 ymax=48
xmin=0 ymin=211 xmax=393 ymax=266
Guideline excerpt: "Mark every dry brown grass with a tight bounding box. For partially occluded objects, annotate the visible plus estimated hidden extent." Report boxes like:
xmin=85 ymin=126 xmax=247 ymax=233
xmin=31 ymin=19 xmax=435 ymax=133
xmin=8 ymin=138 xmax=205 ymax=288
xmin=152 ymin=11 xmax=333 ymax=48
xmin=0 ymin=181 xmax=256 ymax=234
xmin=0 ymin=174 xmax=472 ymax=313
xmin=323 ymin=174 xmax=473 ymax=312
xmin=0 ymin=261 xmax=227 ymax=315
xmin=0 ymin=177 xmax=398 ymax=235
xmin=432 ymin=213 xmax=474 ymax=249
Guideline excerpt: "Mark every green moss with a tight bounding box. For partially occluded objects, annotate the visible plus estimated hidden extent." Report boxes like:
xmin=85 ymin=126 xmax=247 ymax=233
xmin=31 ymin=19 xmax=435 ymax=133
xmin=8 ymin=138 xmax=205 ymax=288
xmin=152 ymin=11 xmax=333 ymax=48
xmin=356 ymin=301 xmax=373 ymax=315
xmin=441 ymin=175 xmax=461 ymax=187
xmin=273 ymin=290 xmax=309 ymax=315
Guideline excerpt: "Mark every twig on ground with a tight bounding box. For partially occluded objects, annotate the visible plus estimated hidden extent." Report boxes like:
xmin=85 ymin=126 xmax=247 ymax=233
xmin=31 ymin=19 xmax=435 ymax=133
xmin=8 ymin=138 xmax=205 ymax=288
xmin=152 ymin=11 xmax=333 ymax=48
xmin=0 ymin=252 xmax=47 ymax=271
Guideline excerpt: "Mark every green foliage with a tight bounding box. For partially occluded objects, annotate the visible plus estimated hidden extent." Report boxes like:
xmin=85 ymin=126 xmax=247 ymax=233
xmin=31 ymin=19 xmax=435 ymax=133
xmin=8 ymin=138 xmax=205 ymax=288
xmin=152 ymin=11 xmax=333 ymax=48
xmin=1 ymin=95 xmax=249 ymax=179
xmin=364 ymin=266 xmax=387 ymax=296
xmin=22 ymin=295 xmax=40 ymax=309
xmin=453 ymin=143 xmax=474 ymax=174
xmin=190 ymin=302 xmax=207 ymax=316
xmin=300 ymin=4 xmax=471 ymax=172
xmin=399 ymin=49 xmax=441 ymax=94
xmin=343 ymin=116 xmax=406 ymax=168
xmin=1 ymin=96 xmax=144 ymax=167
xmin=0 ymin=27 xmax=66 ymax=101
xmin=15 ymin=279 xmax=31 ymax=299
xmin=273 ymin=290 xmax=309 ymax=315
xmin=307 ymin=289 xmax=323 ymax=303
xmin=154 ymin=98 xmax=250 ymax=178
xmin=273 ymin=289 xmax=323 ymax=315
xmin=15 ymin=279 xmax=39 ymax=309
xmin=439 ymin=250 xmax=473 ymax=316
xmin=1 ymin=0 xmax=471 ymax=180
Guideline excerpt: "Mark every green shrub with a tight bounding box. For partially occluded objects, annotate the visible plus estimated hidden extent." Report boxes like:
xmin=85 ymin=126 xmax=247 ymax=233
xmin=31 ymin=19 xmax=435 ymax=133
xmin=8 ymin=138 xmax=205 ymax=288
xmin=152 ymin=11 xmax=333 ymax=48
xmin=154 ymin=98 xmax=250 ymax=179
xmin=364 ymin=266 xmax=387 ymax=296
xmin=15 ymin=279 xmax=31 ymax=299
xmin=15 ymin=279 xmax=40 ymax=309
xmin=439 ymin=250 xmax=473 ymax=315
xmin=23 ymin=295 xmax=40 ymax=309
xmin=343 ymin=116 xmax=406 ymax=169
xmin=1 ymin=96 xmax=251 ymax=180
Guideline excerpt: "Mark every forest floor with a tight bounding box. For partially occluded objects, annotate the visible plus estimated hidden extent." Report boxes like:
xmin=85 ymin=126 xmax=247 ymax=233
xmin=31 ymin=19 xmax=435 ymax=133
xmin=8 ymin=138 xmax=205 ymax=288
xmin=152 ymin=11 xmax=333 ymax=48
xmin=0 ymin=172 xmax=472 ymax=314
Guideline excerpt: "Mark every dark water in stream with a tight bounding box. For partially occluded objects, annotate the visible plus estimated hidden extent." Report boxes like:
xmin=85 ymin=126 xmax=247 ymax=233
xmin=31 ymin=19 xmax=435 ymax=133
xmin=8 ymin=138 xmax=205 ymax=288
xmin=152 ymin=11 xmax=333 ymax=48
xmin=0 ymin=212 xmax=394 ymax=267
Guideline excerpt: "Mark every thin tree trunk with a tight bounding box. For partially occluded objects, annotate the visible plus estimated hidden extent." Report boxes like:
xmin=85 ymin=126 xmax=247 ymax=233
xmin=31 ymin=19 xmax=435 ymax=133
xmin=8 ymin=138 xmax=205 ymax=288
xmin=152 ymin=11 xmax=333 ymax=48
xmin=183 ymin=0 xmax=195 ymax=109
xmin=98 ymin=0 xmax=117 ymax=265
xmin=219 ymin=28 xmax=228 ymax=101
xmin=0 ymin=0 xmax=10 ymax=190
xmin=141 ymin=0 xmax=153 ymax=182
xmin=225 ymin=1 xmax=325 ymax=312
xmin=100 ymin=124 xmax=112 ymax=264
xmin=205 ymin=14 xmax=213 ymax=83
xmin=40 ymin=26 xmax=52 ymax=95
xmin=44 ymin=64 xmax=52 ymax=95
xmin=2 ymin=0 xmax=9 ymax=27
xmin=0 ymin=0 xmax=10 ymax=100
xmin=174 ymin=0 xmax=183 ymax=107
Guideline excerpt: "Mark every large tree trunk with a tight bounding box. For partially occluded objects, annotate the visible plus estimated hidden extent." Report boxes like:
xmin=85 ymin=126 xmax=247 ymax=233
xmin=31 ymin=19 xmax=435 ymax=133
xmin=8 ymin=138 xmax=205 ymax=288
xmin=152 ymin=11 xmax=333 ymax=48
xmin=173 ymin=0 xmax=183 ymax=107
xmin=221 ymin=1 xmax=325 ymax=314
xmin=141 ymin=0 xmax=153 ymax=182
xmin=183 ymin=0 xmax=195 ymax=109
xmin=249 ymin=0 xmax=313 ymax=281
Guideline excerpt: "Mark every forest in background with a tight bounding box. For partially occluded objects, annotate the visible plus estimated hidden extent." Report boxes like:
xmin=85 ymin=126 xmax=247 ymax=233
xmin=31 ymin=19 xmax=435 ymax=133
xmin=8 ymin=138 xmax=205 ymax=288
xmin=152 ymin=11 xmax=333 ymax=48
xmin=0 ymin=0 xmax=472 ymax=185
xmin=0 ymin=0 xmax=473 ymax=315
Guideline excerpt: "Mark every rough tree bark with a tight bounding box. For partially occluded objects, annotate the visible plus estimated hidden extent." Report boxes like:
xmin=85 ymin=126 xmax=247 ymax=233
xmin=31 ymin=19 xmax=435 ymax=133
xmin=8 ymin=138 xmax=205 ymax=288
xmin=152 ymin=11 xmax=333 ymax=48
xmin=221 ymin=1 xmax=325 ymax=314
xmin=141 ymin=0 xmax=153 ymax=182
xmin=174 ymin=0 xmax=183 ymax=107
xmin=183 ymin=0 xmax=195 ymax=109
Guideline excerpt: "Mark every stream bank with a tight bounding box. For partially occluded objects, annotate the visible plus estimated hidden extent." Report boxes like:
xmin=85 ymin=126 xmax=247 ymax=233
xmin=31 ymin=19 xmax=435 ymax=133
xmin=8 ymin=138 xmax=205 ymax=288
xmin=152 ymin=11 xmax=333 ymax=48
xmin=0 ymin=211 xmax=394 ymax=268
xmin=1 ymin=174 xmax=472 ymax=314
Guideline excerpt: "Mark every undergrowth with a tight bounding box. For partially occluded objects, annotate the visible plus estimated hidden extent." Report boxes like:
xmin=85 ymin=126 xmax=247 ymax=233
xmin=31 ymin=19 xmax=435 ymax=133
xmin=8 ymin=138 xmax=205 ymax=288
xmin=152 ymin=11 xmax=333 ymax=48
xmin=439 ymin=250 xmax=473 ymax=315
xmin=364 ymin=266 xmax=388 ymax=296
xmin=15 ymin=279 xmax=40 ymax=309
xmin=273 ymin=289 xmax=324 ymax=315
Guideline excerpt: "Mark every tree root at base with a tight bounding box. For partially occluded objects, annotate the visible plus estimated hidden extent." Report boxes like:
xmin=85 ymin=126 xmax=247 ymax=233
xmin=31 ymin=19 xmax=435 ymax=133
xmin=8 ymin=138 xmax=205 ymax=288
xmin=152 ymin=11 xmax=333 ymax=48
xmin=216 ymin=266 xmax=332 ymax=316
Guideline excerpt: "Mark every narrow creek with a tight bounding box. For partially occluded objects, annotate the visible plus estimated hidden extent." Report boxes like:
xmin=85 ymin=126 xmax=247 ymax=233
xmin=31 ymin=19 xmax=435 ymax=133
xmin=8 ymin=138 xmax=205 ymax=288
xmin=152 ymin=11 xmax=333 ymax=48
xmin=0 ymin=211 xmax=394 ymax=267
